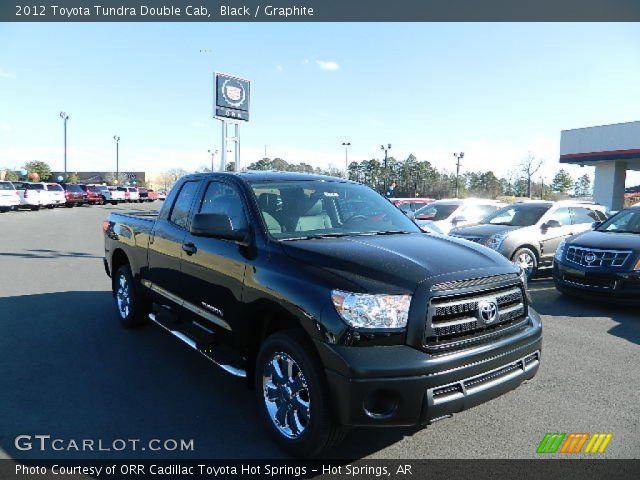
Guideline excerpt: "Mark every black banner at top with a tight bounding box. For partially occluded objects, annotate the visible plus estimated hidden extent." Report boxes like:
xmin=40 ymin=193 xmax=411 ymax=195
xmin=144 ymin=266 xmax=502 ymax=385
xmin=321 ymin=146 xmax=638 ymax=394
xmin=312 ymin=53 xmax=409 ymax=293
xmin=4 ymin=0 xmax=640 ymax=22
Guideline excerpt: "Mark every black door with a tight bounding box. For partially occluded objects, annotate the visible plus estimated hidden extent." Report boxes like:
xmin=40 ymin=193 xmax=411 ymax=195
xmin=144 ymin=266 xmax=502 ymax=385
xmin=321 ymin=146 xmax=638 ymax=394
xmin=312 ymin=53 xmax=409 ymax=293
xmin=178 ymin=180 xmax=250 ymax=336
xmin=146 ymin=180 xmax=201 ymax=305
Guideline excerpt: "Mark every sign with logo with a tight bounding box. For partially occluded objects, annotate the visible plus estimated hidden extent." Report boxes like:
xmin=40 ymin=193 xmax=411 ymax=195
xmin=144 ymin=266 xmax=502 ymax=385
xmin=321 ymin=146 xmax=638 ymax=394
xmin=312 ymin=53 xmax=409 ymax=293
xmin=214 ymin=73 xmax=250 ymax=121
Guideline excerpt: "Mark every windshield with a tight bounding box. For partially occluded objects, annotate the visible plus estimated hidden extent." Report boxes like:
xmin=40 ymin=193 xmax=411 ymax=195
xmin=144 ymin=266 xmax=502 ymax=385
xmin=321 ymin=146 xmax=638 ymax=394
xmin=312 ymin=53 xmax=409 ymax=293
xmin=250 ymin=180 xmax=420 ymax=239
xmin=46 ymin=184 xmax=63 ymax=191
xmin=30 ymin=183 xmax=45 ymax=190
xmin=481 ymin=203 xmax=551 ymax=226
xmin=64 ymin=184 xmax=83 ymax=192
xmin=597 ymin=209 xmax=640 ymax=234
xmin=414 ymin=203 xmax=459 ymax=221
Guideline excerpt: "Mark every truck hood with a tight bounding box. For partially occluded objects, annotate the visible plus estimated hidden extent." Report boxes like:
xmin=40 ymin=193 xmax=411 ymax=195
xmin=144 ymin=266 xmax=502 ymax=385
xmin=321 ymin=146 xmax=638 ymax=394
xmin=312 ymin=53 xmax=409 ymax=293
xmin=281 ymin=232 xmax=518 ymax=293
xmin=569 ymin=230 xmax=640 ymax=251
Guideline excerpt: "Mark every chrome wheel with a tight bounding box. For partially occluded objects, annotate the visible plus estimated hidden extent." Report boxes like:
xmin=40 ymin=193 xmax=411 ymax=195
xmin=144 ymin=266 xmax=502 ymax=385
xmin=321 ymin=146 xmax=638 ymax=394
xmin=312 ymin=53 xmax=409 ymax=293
xmin=515 ymin=251 xmax=535 ymax=277
xmin=262 ymin=352 xmax=310 ymax=439
xmin=116 ymin=274 xmax=131 ymax=319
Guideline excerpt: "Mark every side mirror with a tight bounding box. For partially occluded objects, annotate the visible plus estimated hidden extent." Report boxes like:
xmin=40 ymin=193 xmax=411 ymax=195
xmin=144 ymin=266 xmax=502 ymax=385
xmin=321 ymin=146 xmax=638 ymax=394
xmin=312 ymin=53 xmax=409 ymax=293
xmin=190 ymin=213 xmax=247 ymax=242
xmin=405 ymin=210 xmax=416 ymax=220
xmin=452 ymin=215 xmax=466 ymax=225
xmin=544 ymin=219 xmax=561 ymax=229
xmin=591 ymin=221 xmax=602 ymax=230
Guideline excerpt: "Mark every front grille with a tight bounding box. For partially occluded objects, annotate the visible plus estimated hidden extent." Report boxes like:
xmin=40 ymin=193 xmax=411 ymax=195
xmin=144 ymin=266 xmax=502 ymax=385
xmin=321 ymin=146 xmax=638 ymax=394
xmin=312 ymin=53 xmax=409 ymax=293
xmin=424 ymin=281 xmax=527 ymax=351
xmin=566 ymin=246 xmax=631 ymax=268
xmin=450 ymin=234 xmax=484 ymax=244
xmin=563 ymin=273 xmax=615 ymax=289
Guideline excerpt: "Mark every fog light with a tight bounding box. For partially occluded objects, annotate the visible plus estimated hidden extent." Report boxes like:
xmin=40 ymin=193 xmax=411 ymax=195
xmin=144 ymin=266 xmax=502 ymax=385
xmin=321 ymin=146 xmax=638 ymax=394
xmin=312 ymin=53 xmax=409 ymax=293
xmin=363 ymin=389 xmax=399 ymax=419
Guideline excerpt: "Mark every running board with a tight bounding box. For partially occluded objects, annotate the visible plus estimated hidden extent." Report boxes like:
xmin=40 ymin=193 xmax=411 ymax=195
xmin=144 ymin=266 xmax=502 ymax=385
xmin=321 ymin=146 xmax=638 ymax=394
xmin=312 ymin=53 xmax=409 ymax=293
xmin=148 ymin=313 xmax=246 ymax=378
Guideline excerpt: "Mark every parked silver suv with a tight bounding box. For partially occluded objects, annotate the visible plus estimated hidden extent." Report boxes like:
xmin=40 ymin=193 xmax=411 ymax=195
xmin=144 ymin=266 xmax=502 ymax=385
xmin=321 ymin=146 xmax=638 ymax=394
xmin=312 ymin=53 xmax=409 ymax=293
xmin=449 ymin=200 xmax=608 ymax=278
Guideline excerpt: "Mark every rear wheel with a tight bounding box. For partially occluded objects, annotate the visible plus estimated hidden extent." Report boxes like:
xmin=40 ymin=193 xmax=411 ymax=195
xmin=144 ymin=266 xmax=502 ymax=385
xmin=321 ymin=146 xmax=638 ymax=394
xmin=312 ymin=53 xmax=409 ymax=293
xmin=255 ymin=330 xmax=344 ymax=457
xmin=512 ymin=247 xmax=538 ymax=279
xmin=0 ymin=207 xmax=9 ymax=213
xmin=30 ymin=205 xmax=40 ymax=211
xmin=112 ymin=265 xmax=148 ymax=328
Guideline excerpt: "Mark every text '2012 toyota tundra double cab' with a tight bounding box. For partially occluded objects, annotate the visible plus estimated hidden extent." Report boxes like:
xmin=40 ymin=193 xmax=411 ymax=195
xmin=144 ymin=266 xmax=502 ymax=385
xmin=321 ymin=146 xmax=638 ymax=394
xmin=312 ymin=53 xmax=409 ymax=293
xmin=103 ymin=172 xmax=542 ymax=457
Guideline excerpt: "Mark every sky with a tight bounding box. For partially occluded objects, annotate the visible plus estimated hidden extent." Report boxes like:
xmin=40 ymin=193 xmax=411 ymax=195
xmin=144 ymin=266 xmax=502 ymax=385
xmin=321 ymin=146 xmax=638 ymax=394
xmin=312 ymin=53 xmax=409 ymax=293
xmin=1 ymin=22 xmax=640 ymax=185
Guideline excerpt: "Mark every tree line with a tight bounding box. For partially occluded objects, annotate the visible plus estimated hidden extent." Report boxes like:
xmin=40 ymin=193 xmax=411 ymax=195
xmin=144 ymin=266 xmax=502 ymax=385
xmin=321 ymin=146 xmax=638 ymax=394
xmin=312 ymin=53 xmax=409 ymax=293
xmin=238 ymin=155 xmax=592 ymax=200
xmin=1 ymin=155 xmax=593 ymax=200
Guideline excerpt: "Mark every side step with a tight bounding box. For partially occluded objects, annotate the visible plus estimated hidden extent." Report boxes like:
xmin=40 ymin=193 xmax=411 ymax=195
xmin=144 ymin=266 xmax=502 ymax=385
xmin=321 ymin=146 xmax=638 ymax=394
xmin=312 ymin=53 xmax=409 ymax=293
xmin=149 ymin=313 xmax=247 ymax=378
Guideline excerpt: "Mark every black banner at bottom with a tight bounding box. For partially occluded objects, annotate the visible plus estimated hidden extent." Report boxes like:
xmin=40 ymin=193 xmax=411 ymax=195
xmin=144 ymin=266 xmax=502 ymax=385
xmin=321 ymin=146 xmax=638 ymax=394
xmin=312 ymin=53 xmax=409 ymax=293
xmin=3 ymin=459 xmax=640 ymax=480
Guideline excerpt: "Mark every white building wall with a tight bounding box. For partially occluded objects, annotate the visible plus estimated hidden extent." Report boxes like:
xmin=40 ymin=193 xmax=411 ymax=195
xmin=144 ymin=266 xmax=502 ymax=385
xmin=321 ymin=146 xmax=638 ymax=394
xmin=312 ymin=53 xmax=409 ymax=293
xmin=561 ymin=121 xmax=640 ymax=156
xmin=593 ymin=161 xmax=626 ymax=211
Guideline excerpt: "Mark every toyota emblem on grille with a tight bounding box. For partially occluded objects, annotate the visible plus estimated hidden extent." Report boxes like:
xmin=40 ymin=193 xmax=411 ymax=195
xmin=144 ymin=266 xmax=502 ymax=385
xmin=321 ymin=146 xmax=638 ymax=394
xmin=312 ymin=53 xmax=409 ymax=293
xmin=478 ymin=300 xmax=499 ymax=324
xmin=584 ymin=252 xmax=597 ymax=264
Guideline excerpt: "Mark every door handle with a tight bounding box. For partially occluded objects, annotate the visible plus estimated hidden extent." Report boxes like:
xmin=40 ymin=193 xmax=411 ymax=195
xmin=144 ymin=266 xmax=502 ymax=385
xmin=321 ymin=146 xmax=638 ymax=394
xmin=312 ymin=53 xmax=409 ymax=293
xmin=182 ymin=243 xmax=198 ymax=255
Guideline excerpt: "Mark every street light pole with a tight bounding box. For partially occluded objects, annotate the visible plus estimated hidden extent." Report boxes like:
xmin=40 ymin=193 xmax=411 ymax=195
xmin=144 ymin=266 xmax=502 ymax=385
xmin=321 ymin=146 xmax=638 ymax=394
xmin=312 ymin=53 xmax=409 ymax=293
xmin=453 ymin=152 xmax=465 ymax=198
xmin=380 ymin=143 xmax=391 ymax=194
xmin=113 ymin=136 xmax=120 ymax=183
xmin=59 ymin=112 xmax=69 ymax=179
xmin=342 ymin=142 xmax=351 ymax=178
xmin=208 ymin=149 xmax=218 ymax=172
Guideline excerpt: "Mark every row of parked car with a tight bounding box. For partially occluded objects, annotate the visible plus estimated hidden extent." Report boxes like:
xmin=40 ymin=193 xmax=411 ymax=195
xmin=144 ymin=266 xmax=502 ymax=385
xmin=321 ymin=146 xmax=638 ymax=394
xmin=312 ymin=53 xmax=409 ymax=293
xmin=0 ymin=180 xmax=167 ymax=212
xmin=393 ymin=195 xmax=640 ymax=304
xmin=391 ymin=197 xmax=610 ymax=280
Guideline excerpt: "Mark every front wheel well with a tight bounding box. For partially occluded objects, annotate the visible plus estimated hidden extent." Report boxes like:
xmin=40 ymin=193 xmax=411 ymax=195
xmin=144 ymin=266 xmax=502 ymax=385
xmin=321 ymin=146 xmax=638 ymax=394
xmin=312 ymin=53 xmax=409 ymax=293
xmin=244 ymin=303 xmax=312 ymax=389
xmin=511 ymin=244 xmax=540 ymax=262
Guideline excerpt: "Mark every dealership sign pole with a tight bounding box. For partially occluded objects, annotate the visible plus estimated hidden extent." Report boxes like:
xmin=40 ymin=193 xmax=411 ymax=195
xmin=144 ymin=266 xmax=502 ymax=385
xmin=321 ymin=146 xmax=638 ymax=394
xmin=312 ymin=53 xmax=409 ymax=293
xmin=214 ymin=73 xmax=250 ymax=172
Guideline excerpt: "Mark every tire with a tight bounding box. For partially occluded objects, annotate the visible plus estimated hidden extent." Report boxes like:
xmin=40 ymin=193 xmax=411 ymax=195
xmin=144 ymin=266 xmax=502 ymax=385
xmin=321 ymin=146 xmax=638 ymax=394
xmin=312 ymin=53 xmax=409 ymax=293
xmin=112 ymin=265 xmax=148 ymax=328
xmin=47 ymin=205 xmax=55 ymax=209
xmin=0 ymin=207 xmax=9 ymax=213
xmin=512 ymin=247 xmax=538 ymax=279
xmin=66 ymin=203 xmax=75 ymax=208
xmin=255 ymin=330 xmax=344 ymax=457
xmin=30 ymin=205 xmax=40 ymax=211
xmin=110 ymin=201 xmax=117 ymax=205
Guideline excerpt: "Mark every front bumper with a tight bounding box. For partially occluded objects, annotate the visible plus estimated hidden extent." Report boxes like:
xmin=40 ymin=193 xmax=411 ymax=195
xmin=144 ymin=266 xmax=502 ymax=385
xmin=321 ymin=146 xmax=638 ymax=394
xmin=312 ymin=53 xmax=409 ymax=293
xmin=319 ymin=308 xmax=542 ymax=427
xmin=553 ymin=262 xmax=640 ymax=304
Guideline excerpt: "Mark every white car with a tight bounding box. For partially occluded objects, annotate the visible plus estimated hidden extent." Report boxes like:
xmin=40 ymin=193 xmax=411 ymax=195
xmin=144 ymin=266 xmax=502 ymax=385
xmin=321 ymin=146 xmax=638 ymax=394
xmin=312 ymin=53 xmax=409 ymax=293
xmin=104 ymin=186 xmax=126 ymax=205
xmin=0 ymin=181 xmax=20 ymax=212
xmin=12 ymin=181 xmax=46 ymax=210
xmin=414 ymin=198 xmax=504 ymax=234
xmin=44 ymin=183 xmax=66 ymax=208
xmin=118 ymin=186 xmax=140 ymax=203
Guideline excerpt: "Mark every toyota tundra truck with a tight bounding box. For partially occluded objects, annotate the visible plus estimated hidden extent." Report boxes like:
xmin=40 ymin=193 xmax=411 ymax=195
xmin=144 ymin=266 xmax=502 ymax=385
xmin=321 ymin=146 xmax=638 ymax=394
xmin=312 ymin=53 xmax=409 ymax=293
xmin=102 ymin=172 xmax=542 ymax=457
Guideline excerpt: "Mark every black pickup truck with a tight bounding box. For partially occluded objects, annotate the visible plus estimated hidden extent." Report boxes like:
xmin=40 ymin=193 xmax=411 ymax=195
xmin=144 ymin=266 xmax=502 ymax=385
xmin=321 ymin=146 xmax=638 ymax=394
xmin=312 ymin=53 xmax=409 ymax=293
xmin=103 ymin=172 xmax=542 ymax=457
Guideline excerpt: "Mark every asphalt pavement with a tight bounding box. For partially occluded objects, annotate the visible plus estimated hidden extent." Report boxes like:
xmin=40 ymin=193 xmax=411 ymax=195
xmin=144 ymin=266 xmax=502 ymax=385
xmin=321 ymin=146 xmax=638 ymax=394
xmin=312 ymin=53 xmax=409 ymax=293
xmin=0 ymin=204 xmax=638 ymax=460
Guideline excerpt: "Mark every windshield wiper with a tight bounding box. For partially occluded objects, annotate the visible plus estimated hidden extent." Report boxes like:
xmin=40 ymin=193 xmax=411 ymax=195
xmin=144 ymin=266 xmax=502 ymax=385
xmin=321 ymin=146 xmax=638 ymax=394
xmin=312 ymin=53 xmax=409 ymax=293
xmin=281 ymin=233 xmax=352 ymax=241
xmin=358 ymin=230 xmax=413 ymax=236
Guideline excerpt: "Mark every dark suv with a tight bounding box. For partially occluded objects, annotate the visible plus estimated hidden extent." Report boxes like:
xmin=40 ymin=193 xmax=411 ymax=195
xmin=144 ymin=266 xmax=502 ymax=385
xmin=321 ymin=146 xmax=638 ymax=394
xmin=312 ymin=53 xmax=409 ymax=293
xmin=103 ymin=172 xmax=542 ymax=456
xmin=553 ymin=205 xmax=640 ymax=303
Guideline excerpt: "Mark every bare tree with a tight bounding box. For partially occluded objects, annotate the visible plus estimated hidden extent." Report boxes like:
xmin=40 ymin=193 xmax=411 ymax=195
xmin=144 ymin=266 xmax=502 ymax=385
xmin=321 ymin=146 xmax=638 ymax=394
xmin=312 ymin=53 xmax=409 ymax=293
xmin=518 ymin=153 xmax=543 ymax=199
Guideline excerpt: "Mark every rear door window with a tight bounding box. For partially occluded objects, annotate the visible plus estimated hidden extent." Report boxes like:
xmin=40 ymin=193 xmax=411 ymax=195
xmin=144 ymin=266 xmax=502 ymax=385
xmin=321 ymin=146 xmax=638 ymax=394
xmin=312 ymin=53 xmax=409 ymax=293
xmin=573 ymin=207 xmax=600 ymax=224
xmin=169 ymin=181 xmax=200 ymax=229
xmin=0 ymin=182 xmax=15 ymax=190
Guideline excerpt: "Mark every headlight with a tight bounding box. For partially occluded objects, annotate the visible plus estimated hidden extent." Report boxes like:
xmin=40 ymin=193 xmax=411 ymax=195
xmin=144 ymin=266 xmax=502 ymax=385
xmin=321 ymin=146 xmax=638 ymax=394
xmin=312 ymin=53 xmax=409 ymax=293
xmin=484 ymin=233 xmax=507 ymax=251
xmin=331 ymin=290 xmax=411 ymax=329
xmin=555 ymin=239 xmax=567 ymax=261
